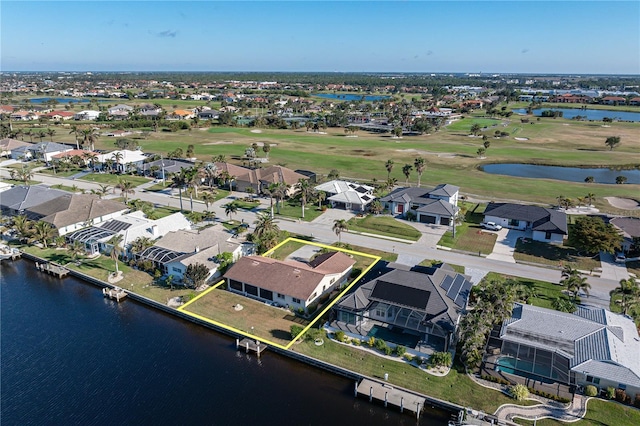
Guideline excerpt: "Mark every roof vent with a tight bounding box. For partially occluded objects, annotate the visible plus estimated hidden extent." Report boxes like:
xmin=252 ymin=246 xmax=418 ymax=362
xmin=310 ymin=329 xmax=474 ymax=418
xmin=252 ymin=261 xmax=260 ymax=266
xmin=293 ymin=268 xmax=301 ymax=274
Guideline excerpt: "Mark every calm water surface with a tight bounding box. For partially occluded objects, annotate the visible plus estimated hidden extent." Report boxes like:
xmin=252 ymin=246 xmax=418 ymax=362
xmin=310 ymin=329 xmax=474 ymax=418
xmin=1 ymin=260 xmax=450 ymax=425
xmin=482 ymin=163 xmax=640 ymax=184
xmin=511 ymin=108 xmax=640 ymax=122
xmin=313 ymin=93 xmax=390 ymax=101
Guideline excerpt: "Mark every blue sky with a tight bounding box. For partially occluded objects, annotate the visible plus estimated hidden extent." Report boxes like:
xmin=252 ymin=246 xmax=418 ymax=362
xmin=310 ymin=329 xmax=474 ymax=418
xmin=2 ymin=1 xmax=639 ymax=74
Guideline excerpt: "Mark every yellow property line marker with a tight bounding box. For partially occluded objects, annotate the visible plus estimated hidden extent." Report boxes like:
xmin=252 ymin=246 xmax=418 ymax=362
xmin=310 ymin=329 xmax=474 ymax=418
xmin=180 ymin=237 xmax=381 ymax=350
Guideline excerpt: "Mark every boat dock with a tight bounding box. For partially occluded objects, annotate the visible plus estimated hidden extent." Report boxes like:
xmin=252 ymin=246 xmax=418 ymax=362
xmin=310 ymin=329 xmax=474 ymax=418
xmin=103 ymin=287 xmax=128 ymax=302
xmin=236 ymin=338 xmax=268 ymax=356
xmin=35 ymin=262 xmax=69 ymax=278
xmin=356 ymin=378 xmax=426 ymax=419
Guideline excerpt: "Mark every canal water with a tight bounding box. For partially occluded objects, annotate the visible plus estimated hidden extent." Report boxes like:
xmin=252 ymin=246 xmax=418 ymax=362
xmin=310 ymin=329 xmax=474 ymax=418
xmin=1 ymin=260 xmax=450 ymax=425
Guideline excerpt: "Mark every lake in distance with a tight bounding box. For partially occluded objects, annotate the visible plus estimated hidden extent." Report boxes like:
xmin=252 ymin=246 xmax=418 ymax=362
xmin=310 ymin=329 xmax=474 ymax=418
xmin=482 ymin=163 xmax=640 ymax=184
xmin=511 ymin=108 xmax=640 ymax=122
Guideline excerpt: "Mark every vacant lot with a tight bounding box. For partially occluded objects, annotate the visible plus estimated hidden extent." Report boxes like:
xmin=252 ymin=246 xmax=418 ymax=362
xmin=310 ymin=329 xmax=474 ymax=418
xmin=347 ymin=215 xmax=422 ymax=241
xmin=514 ymin=240 xmax=600 ymax=271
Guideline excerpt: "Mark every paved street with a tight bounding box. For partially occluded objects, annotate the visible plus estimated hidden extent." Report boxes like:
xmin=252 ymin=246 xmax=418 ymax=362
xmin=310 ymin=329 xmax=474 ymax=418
xmin=1 ymin=168 xmax=625 ymax=309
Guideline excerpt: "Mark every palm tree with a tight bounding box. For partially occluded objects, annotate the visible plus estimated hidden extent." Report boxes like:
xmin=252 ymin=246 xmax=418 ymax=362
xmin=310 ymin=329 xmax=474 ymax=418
xmin=130 ymin=236 xmax=153 ymax=254
xmin=12 ymin=215 xmax=32 ymax=243
xmin=586 ymin=192 xmax=596 ymax=207
xmin=298 ymin=178 xmax=312 ymax=219
xmin=264 ymin=183 xmax=278 ymax=218
xmin=201 ymin=192 xmax=216 ymax=210
xmin=273 ymin=182 xmax=289 ymax=215
xmin=384 ymin=159 xmax=394 ymax=180
xmin=610 ymin=278 xmax=640 ymax=316
xmin=32 ymin=221 xmax=56 ymax=248
xmin=107 ymin=234 xmax=124 ymax=274
xmin=402 ymin=164 xmax=412 ymax=186
xmin=224 ymin=201 xmax=239 ymax=221
xmin=414 ymin=157 xmax=426 ymax=187
xmin=115 ymin=179 xmax=135 ymax=202
xmin=111 ymin=151 xmax=124 ymax=173
xmin=81 ymin=127 xmax=99 ymax=151
xmin=91 ymin=184 xmax=112 ymax=199
xmin=16 ymin=166 xmax=34 ymax=185
xmin=262 ymin=142 xmax=271 ymax=159
xmin=69 ymin=124 xmax=81 ymax=149
xmin=332 ymin=219 xmax=348 ymax=243
xmin=68 ymin=240 xmax=85 ymax=262
xmin=316 ymin=190 xmax=327 ymax=210
xmin=253 ymin=212 xmax=280 ymax=240
xmin=170 ymin=171 xmax=187 ymax=211
xmin=561 ymin=268 xmax=589 ymax=301
xmin=46 ymin=128 xmax=56 ymax=141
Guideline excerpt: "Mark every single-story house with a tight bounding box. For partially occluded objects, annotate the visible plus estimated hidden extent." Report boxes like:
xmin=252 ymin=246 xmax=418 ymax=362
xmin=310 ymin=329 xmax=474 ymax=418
xmin=314 ymin=180 xmax=376 ymax=212
xmin=483 ymin=202 xmax=568 ymax=243
xmin=167 ymin=109 xmax=195 ymax=120
xmin=51 ymin=149 xmax=98 ymax=165
xmin=0 ymin=185 xmax=69 ymax=216
xmin=224 ymin=251 xmax=356 ymax=311
xmin=44 ymin=110 xmax=75 ymax=121
xmin=73 ymin=110 xmax=101 ymax=120
xmin=331 ymin=263 xmax=471 ymax=354
xmin=138 ymin=158 xmax=195 ymax=179
xmin=600 ymin=96 xmax=626 ymax=105
xmin=0 ymin=138 xmax=32 ymax=158
xmin=96 ymin=149 xmax=147 ymax=173
xmin=197 ymin=110 xmax=219 ymax=120
xmin=10 ymin=110 xmax=39 ymax=121
xmin=235 ymin=165 xmax=308 ymax=196
xmin=107 ymin=104 xmax=133 ymax=115
xmin=11 ymin=142 xmax=74 ymax=162
xmin=24 ymin=193 xmax=128 ymax=235
xmin=486 ymin=303 xmax=640 ymax=400
xmin=380 ymin=184 xmax=460 ymax=225
xmin=66 ymin=211 xmax=192 ymax=256
xmin=610 ymin=217 xmax=640 ymax=253
xmin=136 ymin=225 xmax=254 ymax=281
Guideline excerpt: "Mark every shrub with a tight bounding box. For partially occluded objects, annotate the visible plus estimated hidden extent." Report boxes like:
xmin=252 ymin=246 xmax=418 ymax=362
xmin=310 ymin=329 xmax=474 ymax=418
xmin=585 ymin=385 xmax=598 ymax=397
xmin=406 ymin=211 xmax=417 ymax=222
xmin=383 ymin=346 xmax=393 ymax=356
xmin=634 ymin=394 xmax=640 ymax=408
xmin=290 ymin=325 xmax=304 ymax=340
xmin=367 ymin=336 xmax=375 ymax=347
xmin=395 ymin=345 xmax=406 ymax=357
xmin=334 ymin=331 xmax=346 ymax=342
xmin=350 ymin=268 xmax=362 ymax=279
xmin=429 ymin=351 xmax=452 ymax=368
xmin=352 ymin=339 xmax=361 ymax=346
xmin=615 ymin=388 xmax=628 ymax=403
xmin=509 ymin=383 xmax=530 ymax=401
xmin=375 ymin=338 xmax=387 ymax=350
xmin=402 ymin=353 xmax=414 ymax=362
xmin=606 ymin=387 xmax=616 ymax=400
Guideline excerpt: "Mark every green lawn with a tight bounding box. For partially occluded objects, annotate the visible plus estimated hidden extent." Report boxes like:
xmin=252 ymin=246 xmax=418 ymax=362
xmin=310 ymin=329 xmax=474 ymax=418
xmin=514 ymin=398 xmax=640 ymax=426
xmin=38 ymin=168 xmax=84 ymax=177
xmin=232 ymin=199 xmax=261 ymax=210
xmin=152 ymin=205 xmax=182 ymax=218
xmin=514 ymin=240 xmax=600 ymax=272
xmin=269 ymin=240 xmax=307 ymax=260
xmin=347 ymin=215 xmax=422 ymax=241
xmin=275 ymin=200 xmax=325 ymax=221
xmin=418 ymin=259 xmax=466 ymax=274
xmin=293 ymin=337 xmax=529 ymax=413
xmin=438 ymin=202 xmax=497 ymax=254
xmin=80 ymin=173 xmax=151 ymax=186
xmin=50 ymin=184 xmax=83 ymax=193
xmin=481 ymin=272 xmax=574 ymax=310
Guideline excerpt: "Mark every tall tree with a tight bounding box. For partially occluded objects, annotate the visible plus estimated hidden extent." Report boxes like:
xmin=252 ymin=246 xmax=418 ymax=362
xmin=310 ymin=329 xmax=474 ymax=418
xmin=414 ymin=157 xmax=426 ymax=187
xmin=81 ymin=127 xmax=99 ymax=151
xmin=402 ymin=164 xmax=412 ymax=186
xmin=184 ymin=263 xmax=210 ymax=289
xmin=32 ymin=221 xmax=56 ymax=248
xmin=224 ymin=201 xmax=239 ymax=221
xmin=570 ymin=216 xmax=622 ymax=255
xmin=610 ymin=278 xmax=640 ymax=316
xmin=384 ymin=159 xmax=394 ymax=180
xmin=332 ymin=219 xmax=348 ymax=243
xmin=107 ymin=234 xmax=124 ymax=275
xmin=262 ymin=142 xmax=271 ymax=159
xmin=298 ymin=178 xmax=312 ymax=219
xmin=273 ymin=182 xmax=289 ymax=215
xmin=115 ymin=179 xmax=135 ymax=202
xmin=170 ymin=170 xmax=187 ymax=211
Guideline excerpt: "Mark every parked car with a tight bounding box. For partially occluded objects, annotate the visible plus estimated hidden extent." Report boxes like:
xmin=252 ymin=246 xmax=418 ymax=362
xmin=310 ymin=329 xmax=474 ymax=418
xmin=615 ymin=252 xmax=626 ymax=263
xmin=481 ymin=221 xmax=503 ymax=231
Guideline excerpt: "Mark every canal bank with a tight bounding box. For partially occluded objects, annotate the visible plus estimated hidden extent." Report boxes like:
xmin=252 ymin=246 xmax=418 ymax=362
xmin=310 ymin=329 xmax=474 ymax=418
xmin=16 ymin=253 xmax=464 ymax=422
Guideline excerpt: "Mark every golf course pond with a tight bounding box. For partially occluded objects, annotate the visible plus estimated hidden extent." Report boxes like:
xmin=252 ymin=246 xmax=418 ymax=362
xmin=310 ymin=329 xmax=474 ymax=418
xmin=481 ymin=163 xmax=640 ymax=184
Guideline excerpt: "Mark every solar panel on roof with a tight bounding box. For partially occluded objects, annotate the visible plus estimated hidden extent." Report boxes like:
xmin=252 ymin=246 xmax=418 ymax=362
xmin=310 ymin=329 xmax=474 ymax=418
xmin=101 ymin=220 xmax=132 ymax=232
xmin=355 ymin=186 xmax=368 ymax=193
xmin=454 ymin=280 xmax=472 ymax=307
xmin=370 ymin=280 xmax=430 ymax=311
xmin=361 ymin=195 xmax=371 ymax=201
xmin=440 ymin=275 xmax=454 ymax=292
xmin=447 ymin=275 xmax=466 ymax=301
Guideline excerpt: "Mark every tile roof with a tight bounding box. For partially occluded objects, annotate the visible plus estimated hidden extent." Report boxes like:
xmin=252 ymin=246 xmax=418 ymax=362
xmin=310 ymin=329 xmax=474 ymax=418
xmin=484 ymin=202 xmax=567 ymax=234
xmin=25 ymin=194 xmax=128 ymax=228
xmin=236 ymin=165 xmax=308 ymax=186
xmin=0 ymin=138 xmax=33 ymax=151
xmin=0 ymin=185 xmax=69 ymax=212
xmin=154 ymin=225 xmax=239 ymax=254
xmin=224 ymin=252 xmax=355 ymax=301
xmin=500 ymin=303 xmax=640 ymax=387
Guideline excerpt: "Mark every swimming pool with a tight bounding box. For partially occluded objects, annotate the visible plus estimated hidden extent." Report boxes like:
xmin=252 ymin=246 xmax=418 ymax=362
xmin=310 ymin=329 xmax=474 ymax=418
xmin=367 ymin=325 xmax=420 ymax=348
xmin=495 ymin=356 xmax=553 ymax=384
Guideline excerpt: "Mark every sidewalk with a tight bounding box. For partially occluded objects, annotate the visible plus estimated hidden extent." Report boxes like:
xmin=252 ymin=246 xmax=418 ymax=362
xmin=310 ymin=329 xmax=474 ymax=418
xmin=494 ymin=394 xmax=588 ymax=423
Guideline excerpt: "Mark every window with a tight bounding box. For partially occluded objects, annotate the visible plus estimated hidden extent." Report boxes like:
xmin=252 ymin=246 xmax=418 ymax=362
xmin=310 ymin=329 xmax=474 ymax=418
xmin=619 ymin=384 xmax=626 ymax=390
xmin=375 ymin=308 xmax=386 ymax=317
xmin=172 ymin=267 xmax=181 ymax=273
xmin=545 ymin=231 xmax=552 ymax=240
xmin=509 ymin=219 xmax=519 ymax=227
xmin=292 ymin=298 xmax=301 ymax=304
xmin=310 ymin=292 xmax=317 ymax=300
xmin=586 ymin=376 xmax=600 ymax=385
xmin=277 ymin=293 xmax=285 ymax=299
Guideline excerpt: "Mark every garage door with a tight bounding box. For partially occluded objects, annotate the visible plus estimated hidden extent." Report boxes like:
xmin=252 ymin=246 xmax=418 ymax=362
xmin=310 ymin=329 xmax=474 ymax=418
xmin=419 ymin=214 xmax=436 ymax=224
xmin=441 ymin=217 xmax=450 ymax=226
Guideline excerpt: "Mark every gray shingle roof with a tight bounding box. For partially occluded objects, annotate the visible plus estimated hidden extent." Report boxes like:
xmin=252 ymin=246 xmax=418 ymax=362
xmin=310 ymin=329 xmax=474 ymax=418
xmin=0 ymin=185 xmax=69 ymax=212
xmin=416 ymin=199 xmax=455 ymax=216
xmin=484 ymin=202 xmax=567 ymax=234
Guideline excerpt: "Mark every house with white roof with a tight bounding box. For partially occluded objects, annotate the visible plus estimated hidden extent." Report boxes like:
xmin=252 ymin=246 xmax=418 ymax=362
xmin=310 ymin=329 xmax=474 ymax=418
xmin=380 ymin=184 xmax=459 ymax=225
xmin=314 ymin=180 xmax=376 ymax=212
xmin=485 ymin=303 xmax=640 ymax=400
xmin=73 ymin=110 xmax=101 ymax=121
xmin=97 ymin=149 xmax=147 ymax=173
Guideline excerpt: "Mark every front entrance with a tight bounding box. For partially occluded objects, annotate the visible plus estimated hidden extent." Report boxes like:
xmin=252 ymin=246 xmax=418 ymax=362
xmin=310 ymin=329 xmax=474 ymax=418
xmin=397 ymin=204 xmax=404 ymax=214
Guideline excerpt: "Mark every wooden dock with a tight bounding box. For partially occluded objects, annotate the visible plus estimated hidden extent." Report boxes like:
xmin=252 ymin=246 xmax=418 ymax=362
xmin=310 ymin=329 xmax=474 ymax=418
xmin=356 ymin=378 xmax=426 ymax=419
xmin=35 ymin=262 xmax=69 ymax=278
xmin=103 ymin=287 xmax=128 ymax=302
xmin=236 ymin=338 xmax=268 ymax=356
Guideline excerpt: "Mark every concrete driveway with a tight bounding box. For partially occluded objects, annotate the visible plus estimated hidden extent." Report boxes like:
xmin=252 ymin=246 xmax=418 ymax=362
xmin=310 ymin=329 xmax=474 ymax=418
xmin=311 ymin=208 xmax=355 ymax=226
xmin=599 ymin=252 xmax=629 ymax=281
xmin=486 ymin=228 xmax=528 ymax=263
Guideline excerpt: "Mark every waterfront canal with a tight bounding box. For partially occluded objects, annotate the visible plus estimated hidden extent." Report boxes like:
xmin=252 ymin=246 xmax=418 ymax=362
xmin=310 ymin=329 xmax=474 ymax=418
xmin=1 ymin=260 xmax=450 ymax=425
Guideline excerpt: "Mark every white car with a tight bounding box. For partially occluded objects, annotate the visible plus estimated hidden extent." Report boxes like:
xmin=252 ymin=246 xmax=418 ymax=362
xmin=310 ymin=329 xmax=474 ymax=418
xmin=615 ymin=252 xmax=626 ymax=263
xmin=481 ymin=221 xmax=503 ymax=231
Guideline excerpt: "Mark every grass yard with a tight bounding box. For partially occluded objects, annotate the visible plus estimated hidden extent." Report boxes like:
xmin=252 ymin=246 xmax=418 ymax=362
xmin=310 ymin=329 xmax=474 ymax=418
xmin=50 ymin=184 xmax=83 ymax=193
xmin=268 ymin=240 xmax=307 ymax=260
xmin=80 ymin=173 xmax=151 ymax=186
xmin=152 ymin=205 xmax=182 ymax=218
xmin=514 ymin=398 xmax=640 ymax=426
xmin=481 ymin=272 xmax=574 ymax=310
xmin=183 ymin=286 xmax=309 ymax=347
xmin=418 ymin=259 xmax=466 ymax=274
xmin=232 ymin=199 xmax=261 ymax=210
xmin=347 ymin=215 xmax=422 ymax=241
xmin=514 ymin=240 xmax=600 ymax=272
xmin=439 ymin=224 xmax=498 ymax=254
xmin=293 ymin=337 xmax=530 ymax=413
xmin=275 ymin=200 xmax=324 ymax=221
xmin=38 ymin=168 xmax=84 ymax=177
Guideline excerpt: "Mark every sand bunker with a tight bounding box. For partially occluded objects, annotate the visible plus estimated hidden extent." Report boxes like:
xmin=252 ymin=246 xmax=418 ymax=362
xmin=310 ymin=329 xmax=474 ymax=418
xmin=203 ymin=141 xmax=233 ymax=145
xmin=605 ymin=197 xmax=640 ymax=210
xmin=250 ymin=129 xmax=262 ymax=133
xmin=514 ymin=137 xmax=529 ymax=141
xmin=254 ymin=142 xmax=277 ymax=147
xmin=396 ymin=148 xmax=456 ymax=158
